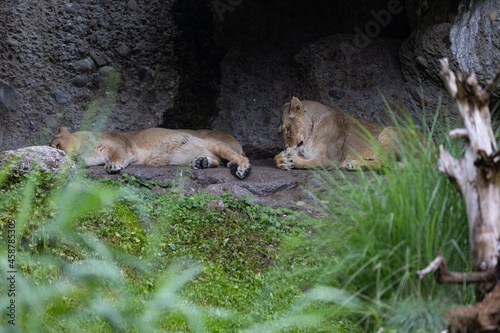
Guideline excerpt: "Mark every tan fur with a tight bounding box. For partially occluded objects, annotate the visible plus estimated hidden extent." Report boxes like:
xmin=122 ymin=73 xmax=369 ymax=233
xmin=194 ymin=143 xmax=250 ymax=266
xmin=274 ymin=97 xmax=429 ymax=170
xmin=50 ymin=127 xmax=251 ymax=179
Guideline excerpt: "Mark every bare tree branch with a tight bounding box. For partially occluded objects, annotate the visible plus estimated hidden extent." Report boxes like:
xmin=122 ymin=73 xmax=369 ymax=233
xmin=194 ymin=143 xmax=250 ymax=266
xmin=449 ymin=128 xmax=469 ymax=140
xmin=418 ymin=253 xmax=495 ymax=284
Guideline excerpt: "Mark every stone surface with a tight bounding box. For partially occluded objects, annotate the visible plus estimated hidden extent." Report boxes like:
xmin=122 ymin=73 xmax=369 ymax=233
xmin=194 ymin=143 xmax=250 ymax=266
xmin=212 ymin=49 xmax=300 ymax=158
xmin=399 ymin=23 xmax=456 ymax=116
xmin=0 ymin=79 xmax=20 ymax=112
xmin=72 ymin=75 xmax=88 ymax=88
xmin=294 ymin=34 xmax=408 ymax=124
xmin=0 ymin=146 xmax=76 ymax=175
xmin=73 ymin=58 xmax=94 ymax=72
xmin=117 ymin=43 xmax=130 ymax=58
xmin=84 ymin=159 xmax=334 ymax=215
xmin=128 ymin=0 xmax=139 ymax=11
xmin=399 ymin=0 xmax=500 ymax=121
xmin=450 ymin=0 xmax=500 ymax=98
xmin=53 ymin=89 xmax=69 ymax=105
xmin=0 ymin=0 xmax=179 ymax=151
xmin=99 ymin=66 xmax=115 ymax=77
xmin=90 ymin=52 xmax=107 ymax=67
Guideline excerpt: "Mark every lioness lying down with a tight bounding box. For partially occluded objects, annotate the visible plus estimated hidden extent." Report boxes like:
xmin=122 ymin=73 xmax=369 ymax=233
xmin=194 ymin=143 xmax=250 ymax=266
xmin=50 ymin=127 xmax=251 ymax=179
xmin=274 ymin=97 xmax=429 ymax=170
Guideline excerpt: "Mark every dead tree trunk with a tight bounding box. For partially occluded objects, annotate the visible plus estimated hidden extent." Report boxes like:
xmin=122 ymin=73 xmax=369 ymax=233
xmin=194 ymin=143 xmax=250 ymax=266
xmin=417 ymin=58 xmax=500 ymax=332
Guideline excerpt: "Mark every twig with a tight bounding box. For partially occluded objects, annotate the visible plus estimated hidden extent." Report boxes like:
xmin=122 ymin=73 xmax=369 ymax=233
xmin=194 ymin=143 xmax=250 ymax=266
xmin=417 ymin=253 xmax=495 ymax=284
xmin=449 ymin=128 xmax=468 ymax=140
xmin=417 ymin=255 xmax=443 ymax=279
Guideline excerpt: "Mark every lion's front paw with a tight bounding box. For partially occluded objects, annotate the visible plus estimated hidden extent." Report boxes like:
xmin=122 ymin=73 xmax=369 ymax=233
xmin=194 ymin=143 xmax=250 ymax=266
xmin=190 ymin=156 xmax=218 ymax=169
xmin=228 ymin=162 xmax=251 ymax=179
xmin=346 ymin=158 xmax=379 ymax=171
xmin=346 ymin=160 xmax=362 ymax=171
xmin=346 ymin=158 xmax=374 ymax=171
xmin=105 ymin=161 xmax=124 ymax=174
xmin=274 ymin=151 xmax=294 ymax=170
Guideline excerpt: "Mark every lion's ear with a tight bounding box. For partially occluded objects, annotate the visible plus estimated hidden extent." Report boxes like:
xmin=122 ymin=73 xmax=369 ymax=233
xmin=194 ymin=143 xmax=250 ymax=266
xmin=58 ymin=127 xmax=69 ymax=134
xmin=289 ymin=97 xmax=304 ymax=118
xmin=281 ymin=102 xmax=291 ymax=115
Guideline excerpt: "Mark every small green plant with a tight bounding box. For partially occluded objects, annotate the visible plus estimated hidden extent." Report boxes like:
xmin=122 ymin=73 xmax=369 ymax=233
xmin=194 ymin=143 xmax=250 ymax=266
xmin=96 ymin=173 xmax=173 ymax=189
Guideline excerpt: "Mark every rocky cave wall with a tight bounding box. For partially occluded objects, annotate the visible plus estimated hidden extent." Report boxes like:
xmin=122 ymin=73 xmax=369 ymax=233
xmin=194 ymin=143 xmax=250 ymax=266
xmin=212 ymin=0 xmax=500 ymax=157
xmin=211 ymin=0 xmax=412 ymax=157
xmin=0 ymin=0 xmax=178 ymax=150
xmin=1 ymin=0 xmax=500 ymax=158
xmin=400 ymin=0 xmax=500 ymax=119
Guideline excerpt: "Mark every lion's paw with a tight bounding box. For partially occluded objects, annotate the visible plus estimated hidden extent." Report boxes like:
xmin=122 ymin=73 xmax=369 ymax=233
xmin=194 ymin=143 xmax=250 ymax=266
xmin=190 ymin=156 xmax=217 ymax=169
xmin=346 ymin=158 xmax=373 ymax=171
xmin=105 ymin=161 xmax=124 ymax=174
xmin=346 ymin=160 xmax=363 ymax=171
xmin=274 ymin=151 xmax=294 ymax=170
xmin=228 ymin=162 xmax=251 ymax=179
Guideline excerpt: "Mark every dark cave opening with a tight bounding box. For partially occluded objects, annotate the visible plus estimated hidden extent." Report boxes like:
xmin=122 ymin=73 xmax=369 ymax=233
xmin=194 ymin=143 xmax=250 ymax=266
xmin=168 ymin=0 xmax=411 ymax=129
xmin=168 ymin=0 xmax=412 ymax=158
xmin=163 ymin=0 xmax=223 ymax=130
xmin=213 ymin=0 xmax=411 ymax=50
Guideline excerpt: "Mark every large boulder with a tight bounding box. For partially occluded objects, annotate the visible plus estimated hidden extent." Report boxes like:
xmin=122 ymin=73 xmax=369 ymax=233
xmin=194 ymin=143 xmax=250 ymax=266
xmin=399 ymin=23 xmax=455 ymax=116
xmin=0 ymin=146 xmax=75 ymax=175
xmin=450 ymin=0 xmax=500 ymax=97
xmin=400 ymin=0 xmax=500 ymax=119
xmin=293 ymin=34 xmax=408 ymax=124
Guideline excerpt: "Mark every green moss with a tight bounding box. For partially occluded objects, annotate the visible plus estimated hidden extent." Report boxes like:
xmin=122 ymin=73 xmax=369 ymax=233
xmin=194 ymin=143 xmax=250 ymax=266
xmin=0 ymin=171 xmax=353 ymax=332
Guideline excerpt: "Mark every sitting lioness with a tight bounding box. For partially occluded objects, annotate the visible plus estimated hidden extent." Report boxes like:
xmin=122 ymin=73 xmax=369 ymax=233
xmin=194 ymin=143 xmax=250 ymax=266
xmin=50 ymin=127 xmax=251 ymax=179
xmin=274 ymin=97 xmax=428 ymax=170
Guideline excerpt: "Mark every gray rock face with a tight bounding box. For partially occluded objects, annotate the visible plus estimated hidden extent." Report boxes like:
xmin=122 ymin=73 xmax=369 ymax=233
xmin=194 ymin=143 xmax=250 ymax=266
xmin=399 ymin=0 xmax=500 ymax=119
xmin=450 ymin=0 xmax=500 ymax=97
xmin=128 ymin=0 xmax=139 ymax=11
xmin=0 ymin=0 xmax=179 ymax=151
xmin=213 ymin=49 xmax=300 ymax=158
xmin=399 ymin=23 xmax=456 ymax=117
xmin=0 ymin=79 xmax=20 ymax=112
xmin=294 ymin=35 xmax=408 ymax=124
xmin=117 ymin=44 xmax=131 ymax=58
xmin=72 ymin=75 xmax=89 ymax=88
xmin=53 ymin=90 xmax=69 ymax=105
xmin=73 ymin=58 xmax=94 ymax=72
xmin=0 ymin=146 xmax=76 ymax=175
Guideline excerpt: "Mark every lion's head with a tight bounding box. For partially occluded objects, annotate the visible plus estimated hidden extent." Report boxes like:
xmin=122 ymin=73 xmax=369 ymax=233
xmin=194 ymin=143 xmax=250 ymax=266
xmin=50 ymin=127 xmax=77 ymax=153
xmin=279 ymin=97 xmax=312 ymax=149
